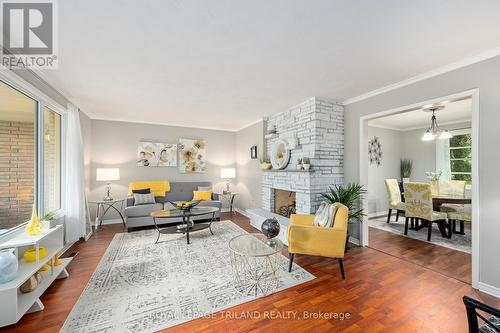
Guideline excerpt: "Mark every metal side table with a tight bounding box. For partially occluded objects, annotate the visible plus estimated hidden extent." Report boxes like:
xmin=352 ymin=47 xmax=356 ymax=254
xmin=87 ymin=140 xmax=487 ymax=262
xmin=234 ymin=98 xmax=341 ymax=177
xmin=89 ymin=198 xmax=126 ymax=230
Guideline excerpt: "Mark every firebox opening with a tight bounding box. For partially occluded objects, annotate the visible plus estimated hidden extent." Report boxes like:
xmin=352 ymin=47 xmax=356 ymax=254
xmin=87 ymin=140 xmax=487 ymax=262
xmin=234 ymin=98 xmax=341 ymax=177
xmin=274 ymin=189 xmax=296 ymax=217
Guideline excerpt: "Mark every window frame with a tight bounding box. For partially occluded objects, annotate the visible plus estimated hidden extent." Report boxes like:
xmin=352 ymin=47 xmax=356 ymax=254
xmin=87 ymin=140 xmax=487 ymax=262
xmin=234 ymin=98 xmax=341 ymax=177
xmin=0 ymin=70 xmax=67 ymax=239
xmin=449 ymin=128 xmax=472 ymax=184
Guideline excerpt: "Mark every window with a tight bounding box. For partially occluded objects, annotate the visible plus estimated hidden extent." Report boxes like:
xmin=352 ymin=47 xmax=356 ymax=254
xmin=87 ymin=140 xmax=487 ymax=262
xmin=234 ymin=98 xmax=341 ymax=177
xmin=0 ymin=81 xmax=38 ymax=236
xmin=0 ymin=78 xmax=64 ymax=237
xmin=449 ymin=132 xmax=472 ymax=184
xmin=43 ymin=107 xmax=62 ymax=212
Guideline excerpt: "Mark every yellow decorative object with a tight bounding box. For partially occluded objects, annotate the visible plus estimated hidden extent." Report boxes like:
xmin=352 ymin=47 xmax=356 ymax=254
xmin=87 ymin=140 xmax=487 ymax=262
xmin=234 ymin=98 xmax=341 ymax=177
xmin=25 ymin=205 xmax=44 ymax=235
xmin=23 ymin=247 xmax=47 ymax=262
xmin=54 ymin=255 xmax=62 ymax=266
xmin=128 ymin=181 xmax=170 ymax=197
xmin=192 ymin=190 xmax=212 ymax=201
xmin=39 ymin=263 xmax=50 ymax=272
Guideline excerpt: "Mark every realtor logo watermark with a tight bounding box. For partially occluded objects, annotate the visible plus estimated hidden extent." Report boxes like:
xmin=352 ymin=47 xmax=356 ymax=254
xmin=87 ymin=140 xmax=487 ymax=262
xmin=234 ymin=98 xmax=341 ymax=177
xmin=1 ymin=0 xmax=58 ymax=69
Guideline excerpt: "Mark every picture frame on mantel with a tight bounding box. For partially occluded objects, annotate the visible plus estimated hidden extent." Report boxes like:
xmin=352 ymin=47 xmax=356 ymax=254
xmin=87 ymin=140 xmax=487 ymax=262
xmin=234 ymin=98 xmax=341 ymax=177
xmin=250 ymin=145 xmax=257 ymax=159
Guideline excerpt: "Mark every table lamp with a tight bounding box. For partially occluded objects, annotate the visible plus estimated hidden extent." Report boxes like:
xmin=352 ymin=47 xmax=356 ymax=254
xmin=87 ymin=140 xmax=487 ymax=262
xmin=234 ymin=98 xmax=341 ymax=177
xmin=96 ymin=168 xmax=120 ymax=201
xmin=220 ymin=168 xmax=236 ymax=194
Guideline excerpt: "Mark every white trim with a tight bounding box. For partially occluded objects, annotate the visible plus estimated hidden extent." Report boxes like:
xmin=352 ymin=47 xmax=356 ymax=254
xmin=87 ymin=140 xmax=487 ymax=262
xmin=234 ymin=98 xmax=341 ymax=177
xmin=343 ymin=47 xmax=500 ymax=105
xmin=359 ymin=88 xmax=480 ymax=288
xmin=368 ymin=211 xmax=390 ymax=219
xmin=235 ymin=118 xmax=263 ymax=132
xmin=348 ymin=237 xmax=361 ymax=246
xmin=368 ymin=119 xmax=471 ymax=132
xmin=88 ymin=115 xmax=237 ymax=133
xmin=100 ymin=219 xmax=123 ymax=225
xmin=477 ymin=282 xmax=500 ymax=298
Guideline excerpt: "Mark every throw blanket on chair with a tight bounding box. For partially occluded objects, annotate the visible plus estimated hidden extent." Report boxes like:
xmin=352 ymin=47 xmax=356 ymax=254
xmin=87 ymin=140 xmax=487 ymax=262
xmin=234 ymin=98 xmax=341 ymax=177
xmin=314 ymin=202 xmax=338 ymax=227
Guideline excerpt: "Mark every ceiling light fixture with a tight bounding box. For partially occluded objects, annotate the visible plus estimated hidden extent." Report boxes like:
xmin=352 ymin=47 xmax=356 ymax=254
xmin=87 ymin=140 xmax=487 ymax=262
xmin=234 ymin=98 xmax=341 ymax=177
xmin=421 ymin=105 xmax=453 ymax=141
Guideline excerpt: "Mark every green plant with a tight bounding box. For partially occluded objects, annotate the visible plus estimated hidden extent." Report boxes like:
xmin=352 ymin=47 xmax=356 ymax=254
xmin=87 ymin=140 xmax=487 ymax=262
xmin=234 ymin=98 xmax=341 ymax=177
xmin=302 ymin=157 xmax=310 ymax=164
xmin=321 ymin=183 xmax=366 ymax=223
xmin=400 ymin=159 xmax=413 ymax=179
xmin=297 ymin=158 xmax=302 ymax=164
xmin=42 ymin=212 xmax=55 ymax=221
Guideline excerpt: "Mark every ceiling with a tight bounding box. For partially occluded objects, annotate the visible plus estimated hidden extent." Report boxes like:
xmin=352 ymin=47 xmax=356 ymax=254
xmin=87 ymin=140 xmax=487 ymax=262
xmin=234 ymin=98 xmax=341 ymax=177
xmin=368 ymin=98 xmax=472 ymax=131
xmin=38 ymin=0 xmax=500 ymax=131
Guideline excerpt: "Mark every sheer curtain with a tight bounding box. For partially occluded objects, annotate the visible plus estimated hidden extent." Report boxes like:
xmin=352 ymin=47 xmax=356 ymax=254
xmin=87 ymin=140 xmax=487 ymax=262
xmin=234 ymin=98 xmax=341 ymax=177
xmin=64 ymin=104 xmax=87 ymax=243
xmin=436 ymin=138 xmax=451 ymax=180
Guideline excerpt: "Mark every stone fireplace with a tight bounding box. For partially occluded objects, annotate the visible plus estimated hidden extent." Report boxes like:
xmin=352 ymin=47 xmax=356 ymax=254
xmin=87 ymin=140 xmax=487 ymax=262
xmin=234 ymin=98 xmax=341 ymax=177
xmin=262 ymin=97 xmax=344 ymax=214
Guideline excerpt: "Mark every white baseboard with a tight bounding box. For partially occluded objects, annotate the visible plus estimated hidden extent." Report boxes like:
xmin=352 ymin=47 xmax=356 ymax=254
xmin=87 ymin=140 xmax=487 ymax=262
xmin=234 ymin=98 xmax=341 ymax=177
xmin=368 ymin=210 xmax=390 ymax=218
xmin=100 ymin=219 xmax=123 ymax=225
xmin=235 ymin=208 xmax=250 ymax=218
xmin=478 ymin=282 xmax=500 ymax=298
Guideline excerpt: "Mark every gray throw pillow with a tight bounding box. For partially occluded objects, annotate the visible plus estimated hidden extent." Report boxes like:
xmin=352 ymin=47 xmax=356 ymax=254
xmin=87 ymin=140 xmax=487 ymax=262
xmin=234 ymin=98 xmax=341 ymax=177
xmin=133 ymin=193 xmax=155 ymax=205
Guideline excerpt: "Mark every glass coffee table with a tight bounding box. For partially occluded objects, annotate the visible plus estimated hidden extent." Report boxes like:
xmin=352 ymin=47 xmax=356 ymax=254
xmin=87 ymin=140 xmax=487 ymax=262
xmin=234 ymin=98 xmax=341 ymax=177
xmin=150 ymin=207 xmax=219 ymax=244
xmin=229 ymin=233 xmax=284 ymax=296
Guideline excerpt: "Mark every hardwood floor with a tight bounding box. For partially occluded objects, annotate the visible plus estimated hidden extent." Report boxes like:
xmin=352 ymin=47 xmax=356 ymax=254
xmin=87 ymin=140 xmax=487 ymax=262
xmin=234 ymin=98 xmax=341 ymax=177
xmin=1 ymin=212 xmax=498 ymax=333
xmin=368 ymin=227 xmax=472 ymax=284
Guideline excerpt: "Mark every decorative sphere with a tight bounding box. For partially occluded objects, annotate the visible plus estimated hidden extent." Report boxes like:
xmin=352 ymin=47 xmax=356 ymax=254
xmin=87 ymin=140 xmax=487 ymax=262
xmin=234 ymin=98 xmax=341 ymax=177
xmin=0 ymin=249 xmax=18 ymax=284
xmin=261 ymin=218 xmax=280 ymax=239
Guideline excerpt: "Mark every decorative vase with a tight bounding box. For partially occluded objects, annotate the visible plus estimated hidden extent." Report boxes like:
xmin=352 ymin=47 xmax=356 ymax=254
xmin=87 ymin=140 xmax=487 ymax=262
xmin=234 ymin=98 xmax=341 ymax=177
xmin=261 ymin=218 xmax=280 ymax=246
xmin=25 ymin=205 xmax=44 ymax=235
xmin=0 ymin=249 xmax=18 ymax=284
xmin=303 ymin=164 xmax=311 ymax=171
xmin=296 ymin=164 xmax=303 ymax=170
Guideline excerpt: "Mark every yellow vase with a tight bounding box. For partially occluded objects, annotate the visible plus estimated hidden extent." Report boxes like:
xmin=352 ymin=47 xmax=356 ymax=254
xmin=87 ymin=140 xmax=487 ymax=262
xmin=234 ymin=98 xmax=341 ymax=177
xmin=25 ymin=205 xmax=44 ymax=235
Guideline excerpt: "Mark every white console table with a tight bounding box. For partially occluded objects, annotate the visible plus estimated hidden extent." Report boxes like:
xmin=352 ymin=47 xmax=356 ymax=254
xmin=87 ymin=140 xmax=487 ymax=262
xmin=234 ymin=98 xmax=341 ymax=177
xmin=0 ymin=225 xmax=72 ymax=327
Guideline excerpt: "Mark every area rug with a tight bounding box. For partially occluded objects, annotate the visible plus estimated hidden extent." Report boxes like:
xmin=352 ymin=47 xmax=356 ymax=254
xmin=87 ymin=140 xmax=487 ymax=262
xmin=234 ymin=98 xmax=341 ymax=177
xmin=60 ymin=220 xmax=314 ymax=333
xmin=368 ymin=217 xmax=471 ymax=253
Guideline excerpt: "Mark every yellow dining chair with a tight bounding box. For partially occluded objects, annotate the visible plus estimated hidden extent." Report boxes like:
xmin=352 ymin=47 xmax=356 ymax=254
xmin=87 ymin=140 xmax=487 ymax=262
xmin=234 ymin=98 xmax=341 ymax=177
xmin=438 ymin=180 xmax=466 ymax=213
xmin=403 ymin=182 xmax=450 ymax=242
xmin=384 ymin=179 xmax=406 ymax=224
xmin=287 ymin=203 xmax=349 ymax=279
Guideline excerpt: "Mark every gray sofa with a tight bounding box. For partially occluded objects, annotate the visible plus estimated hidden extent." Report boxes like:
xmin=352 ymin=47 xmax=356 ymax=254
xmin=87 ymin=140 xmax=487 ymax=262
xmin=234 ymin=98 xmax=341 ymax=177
xmin=124 ymin=181 xmax=221 ymax=230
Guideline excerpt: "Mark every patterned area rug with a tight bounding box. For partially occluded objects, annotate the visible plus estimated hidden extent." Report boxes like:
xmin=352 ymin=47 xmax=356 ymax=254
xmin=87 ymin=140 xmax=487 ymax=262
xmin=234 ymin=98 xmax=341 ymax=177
xmin=61 ymin=220 xmax=314 ymax=333
xmin=369 ymin=216 xmax=471 ymax=253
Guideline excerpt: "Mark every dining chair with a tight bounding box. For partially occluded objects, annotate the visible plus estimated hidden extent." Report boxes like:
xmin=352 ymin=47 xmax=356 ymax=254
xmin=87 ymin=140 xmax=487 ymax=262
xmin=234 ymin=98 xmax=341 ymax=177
xmin=447 ymin=208 xmax=471 ymax=235
xmin=384 ymin=179 xmax=406 ymax=224
xmin=438 ymin=180 xmax=467 ymax=211
xmin=403 ymin=182 xmax=450 ymax=242
xmin=463 ymin=296 xmax=500 ymax=333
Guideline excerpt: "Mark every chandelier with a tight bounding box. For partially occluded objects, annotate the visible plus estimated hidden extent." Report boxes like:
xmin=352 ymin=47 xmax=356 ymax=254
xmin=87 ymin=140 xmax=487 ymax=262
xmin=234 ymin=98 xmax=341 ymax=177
xmin=421 ymin=106 xmax=453 ymax=141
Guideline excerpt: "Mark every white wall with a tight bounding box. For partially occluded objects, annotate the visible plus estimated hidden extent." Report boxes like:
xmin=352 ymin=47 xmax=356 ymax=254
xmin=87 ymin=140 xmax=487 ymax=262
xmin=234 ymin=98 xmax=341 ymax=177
xmin=345 ymin=55 xmax=500 ymax=294
xmin=89 ymin=119 xmax=236 ymax=219
xmin=235 ymin=120 xmax=265 ymax=211
xmin=367 ymin=126 xmax=401 ymax=214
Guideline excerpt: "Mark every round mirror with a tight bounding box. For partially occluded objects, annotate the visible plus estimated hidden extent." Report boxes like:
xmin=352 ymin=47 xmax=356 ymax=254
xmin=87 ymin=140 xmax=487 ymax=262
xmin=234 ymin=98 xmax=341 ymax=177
xmin=270 ymin=139 xmax=290 ymax=170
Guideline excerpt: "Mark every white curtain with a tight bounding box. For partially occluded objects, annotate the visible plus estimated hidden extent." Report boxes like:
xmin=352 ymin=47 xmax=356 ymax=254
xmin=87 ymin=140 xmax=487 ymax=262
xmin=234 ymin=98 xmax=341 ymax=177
xmin=436 ymin=138 xmax=451 ymax=180
xmin=64 ymin=104 xmax=87 ymax=243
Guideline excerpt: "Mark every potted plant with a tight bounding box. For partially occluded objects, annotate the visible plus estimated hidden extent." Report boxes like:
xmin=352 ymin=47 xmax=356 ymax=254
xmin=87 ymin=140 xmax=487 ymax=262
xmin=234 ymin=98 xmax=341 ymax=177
xmin=260 ymin=157 xmax=272 ymax=170
xmin=42 ymin=211 xmax=56 ymax=229
xmin=321 ymin=183 xmax=366 ymax=251
xmin=302 ymin=157 xmax=311 ymax=170
xmin=400 ymin=159 xmax=413 ymax=183
xmin=296 ymin=158 xmax=303 ymax=170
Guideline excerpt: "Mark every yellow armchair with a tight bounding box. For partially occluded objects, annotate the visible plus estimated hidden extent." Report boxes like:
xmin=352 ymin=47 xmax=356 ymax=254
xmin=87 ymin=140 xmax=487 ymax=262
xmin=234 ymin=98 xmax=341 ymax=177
xmin=287 ymin=203 xmax=349 ymax=279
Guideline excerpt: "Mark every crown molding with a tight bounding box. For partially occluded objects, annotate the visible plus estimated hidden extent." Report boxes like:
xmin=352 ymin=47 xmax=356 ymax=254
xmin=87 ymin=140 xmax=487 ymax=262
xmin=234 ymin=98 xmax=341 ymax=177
xmin=343 ymin=47 xmax=500 ymax=105
xmin=235 ymin=118 xmax=264 ymax=132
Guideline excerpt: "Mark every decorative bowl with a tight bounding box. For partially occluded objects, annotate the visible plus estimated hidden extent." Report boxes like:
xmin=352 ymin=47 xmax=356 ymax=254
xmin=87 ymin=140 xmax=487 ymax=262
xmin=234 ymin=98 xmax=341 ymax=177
xmin=0 ymin=249 xmax=18 ymax=284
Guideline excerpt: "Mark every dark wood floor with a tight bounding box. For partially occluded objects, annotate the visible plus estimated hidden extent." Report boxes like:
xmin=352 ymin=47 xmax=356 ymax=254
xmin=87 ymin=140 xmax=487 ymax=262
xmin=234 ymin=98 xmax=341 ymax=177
xmin=1 ymin=212 xmax=498 ymax=333
xmin=369 ymin=227 xmax=472 ymax=284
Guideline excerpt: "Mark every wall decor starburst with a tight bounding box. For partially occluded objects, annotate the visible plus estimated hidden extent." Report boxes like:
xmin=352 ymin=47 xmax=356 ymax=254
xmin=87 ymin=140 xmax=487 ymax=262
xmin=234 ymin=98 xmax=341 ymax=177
xmin=368 ymin=136 xmax=382 ymax=167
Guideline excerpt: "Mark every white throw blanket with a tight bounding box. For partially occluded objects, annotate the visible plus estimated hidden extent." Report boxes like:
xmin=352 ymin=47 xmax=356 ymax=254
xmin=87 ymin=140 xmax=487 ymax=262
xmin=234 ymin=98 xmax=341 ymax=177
xmin=314 ymin=202 xmax=338 ymax=227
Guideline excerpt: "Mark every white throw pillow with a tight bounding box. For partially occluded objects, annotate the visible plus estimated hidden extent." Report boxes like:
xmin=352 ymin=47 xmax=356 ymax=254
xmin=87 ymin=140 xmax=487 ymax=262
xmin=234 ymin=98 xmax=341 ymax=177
xmin=314 ymin=202 xmax=338 ymax=227
xmin=133 ymin=193 xmax=156 ymax=205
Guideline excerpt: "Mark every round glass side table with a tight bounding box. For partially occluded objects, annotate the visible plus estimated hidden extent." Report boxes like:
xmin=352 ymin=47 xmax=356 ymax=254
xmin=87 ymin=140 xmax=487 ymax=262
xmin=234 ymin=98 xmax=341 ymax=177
xmin=228 ymin=233 xmax=283 ymax=296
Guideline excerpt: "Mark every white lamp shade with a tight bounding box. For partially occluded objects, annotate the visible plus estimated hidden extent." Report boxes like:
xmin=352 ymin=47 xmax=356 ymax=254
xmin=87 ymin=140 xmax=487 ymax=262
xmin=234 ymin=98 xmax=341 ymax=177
xmin=439 ymin=130 xmax=453 ymax=139
xmin=96 ymin=168 xmax=120 ymax=181
xmin=422 ymin=130 xmax=435 ymax=141
xmin=220 ymin=168 xmax=236 ymax=179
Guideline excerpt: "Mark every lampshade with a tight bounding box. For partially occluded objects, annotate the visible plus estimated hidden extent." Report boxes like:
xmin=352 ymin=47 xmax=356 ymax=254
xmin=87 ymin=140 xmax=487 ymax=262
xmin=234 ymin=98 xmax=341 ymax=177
xmin=421 ymin=130 xmax=435 ymax=141
xmin=220 ymin=168 xmax=236 ymax=179
xmin=439 ymin=130 xmax=453 ymax=139
xmin=96 ymin=168 xmax=120 ymax=181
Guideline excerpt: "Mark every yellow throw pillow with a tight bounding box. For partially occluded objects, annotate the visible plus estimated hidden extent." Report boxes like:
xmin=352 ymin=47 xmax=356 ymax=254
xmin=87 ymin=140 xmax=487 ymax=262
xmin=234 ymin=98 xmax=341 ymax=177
xmin=193 ymin=190 xmax=212 ymax=201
